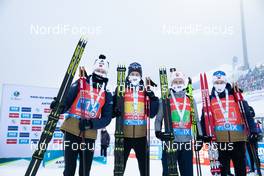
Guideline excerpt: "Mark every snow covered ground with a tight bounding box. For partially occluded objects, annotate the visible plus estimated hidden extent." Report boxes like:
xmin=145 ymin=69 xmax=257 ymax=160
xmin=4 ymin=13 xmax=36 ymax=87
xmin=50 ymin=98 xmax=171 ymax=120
xmin=1 ymin=156 xmax=263 ymax=176
xmin=0 ymin=156 xmax=212 ymax=176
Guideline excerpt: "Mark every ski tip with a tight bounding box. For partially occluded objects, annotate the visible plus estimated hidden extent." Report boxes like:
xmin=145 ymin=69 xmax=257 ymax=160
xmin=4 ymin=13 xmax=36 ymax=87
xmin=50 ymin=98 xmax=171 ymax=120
xmin=204 ymin=73 xmax=208 ymax=80
xmin=117 ymin=64 xmax=126 ymax=71
xmin=159 ymin=68 xmax=162 ymax=74
xmin=162 ymin=67 xmax=167 ymax=71
xmin=188 ymin=77 xmax=192 ymax=84
xmin=80 ymin=35 xmax=88 ymax=42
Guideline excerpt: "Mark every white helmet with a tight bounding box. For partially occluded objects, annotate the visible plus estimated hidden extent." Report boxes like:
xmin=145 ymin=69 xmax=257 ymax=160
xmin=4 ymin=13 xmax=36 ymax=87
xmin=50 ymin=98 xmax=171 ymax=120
xmin=93 ymin=55 xmax=109 ymax=78
xmin=170 ymin=70 xmax=186 ymax=92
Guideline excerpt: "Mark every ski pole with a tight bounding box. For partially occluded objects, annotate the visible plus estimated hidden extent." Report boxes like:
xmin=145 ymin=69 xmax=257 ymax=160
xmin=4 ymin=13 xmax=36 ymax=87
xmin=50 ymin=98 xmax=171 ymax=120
xmin=145 ymin=77 xmax=151 ymax=176
xmin=234 ymin=84 xmax=262 ymax=176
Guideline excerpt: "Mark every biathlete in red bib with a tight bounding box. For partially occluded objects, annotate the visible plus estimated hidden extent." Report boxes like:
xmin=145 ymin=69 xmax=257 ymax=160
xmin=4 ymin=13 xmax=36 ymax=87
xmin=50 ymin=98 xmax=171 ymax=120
xmin=50 ymin=55 xmax=113 ymax=176
xmin=200 ymin=70 xmax=257 ymax=176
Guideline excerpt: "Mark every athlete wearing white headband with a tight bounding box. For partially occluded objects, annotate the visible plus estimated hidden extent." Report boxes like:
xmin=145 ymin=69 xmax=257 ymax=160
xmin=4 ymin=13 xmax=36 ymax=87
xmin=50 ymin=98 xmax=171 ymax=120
xmin=170 ymin=71 xmax=187 ymax=92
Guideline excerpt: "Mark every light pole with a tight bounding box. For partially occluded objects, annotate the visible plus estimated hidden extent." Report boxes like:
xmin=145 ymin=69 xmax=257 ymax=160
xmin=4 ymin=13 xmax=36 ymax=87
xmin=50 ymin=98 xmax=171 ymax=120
xmin=240 ymin=0 xmax=250 ymax=70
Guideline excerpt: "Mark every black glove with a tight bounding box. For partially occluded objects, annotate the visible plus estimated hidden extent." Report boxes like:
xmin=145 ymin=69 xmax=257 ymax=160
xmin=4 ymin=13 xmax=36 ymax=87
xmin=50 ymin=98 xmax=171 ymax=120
xmin=79 ymin=119 xmax=93 ymax=132
xmin=249 ymin=132 xmax=258 ymax=143
xmin=257 ymin=134 xmax=263 ymax=142
xmin=145 ymin=90 xmax=155 ymax=99
xmin=155 ymin=131 xmax=174 ymax=141
xmin=50 ymin=97 xmax=58 ymax=110
xmin=249 ymin=106 xmax=255 ymax=118
xmin=203 ymin=136 xmax=213 ymax=143
xmin=114 ymin=108 xmax=122 ymax=117
xmin=50 ymin=97 xmax=65 ymax=111
xmin=155 ymin=131 xmax=162 ymax=139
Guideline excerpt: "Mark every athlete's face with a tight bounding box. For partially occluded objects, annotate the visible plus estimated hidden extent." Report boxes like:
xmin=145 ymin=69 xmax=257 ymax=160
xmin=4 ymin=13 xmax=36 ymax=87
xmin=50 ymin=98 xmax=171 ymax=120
xmin=129 ymin=71 xmax=141 ymax=77
xmin=94 ymin=68 xmax=107 ymax=75
xmin=171 ymin=79 xmax=184 ymax=85
xmin=213 ymin=80 xmax=227 ymax=93
xmin=171 ymin=78 xmax=185 ymax=92
xmin=129 ymin=71 xmax=141 ymax=86
xmin=214 ymin=80 xmax=226 ymax=85
xmin=94 ymin=68 xmax=107 ymax=78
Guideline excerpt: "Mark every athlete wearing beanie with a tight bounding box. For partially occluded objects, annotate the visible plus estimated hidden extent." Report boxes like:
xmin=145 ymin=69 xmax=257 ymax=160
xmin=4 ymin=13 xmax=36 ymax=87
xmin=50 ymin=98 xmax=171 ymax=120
xmin=113 ymin=62 xmax=159 ymax=176
xmin=127 ymin=62 xmax=143 ymax=86
xmin=51 ymin=55 xmax=113 ymax=176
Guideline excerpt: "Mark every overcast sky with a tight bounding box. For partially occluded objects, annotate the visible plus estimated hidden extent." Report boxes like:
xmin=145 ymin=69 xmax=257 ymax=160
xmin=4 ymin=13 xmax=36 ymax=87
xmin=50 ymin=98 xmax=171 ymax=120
xmin=0 ymin=0 xmax=263 ymax=95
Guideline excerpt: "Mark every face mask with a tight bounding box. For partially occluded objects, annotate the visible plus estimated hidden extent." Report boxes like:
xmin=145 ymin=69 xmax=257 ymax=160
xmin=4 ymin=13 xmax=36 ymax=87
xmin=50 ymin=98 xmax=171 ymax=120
xmin=172 ymin=84 xmax=185 ymax=92
xmin=94 ymin=70 xmax=106 ymax=78
xmin=129 ymin=75 xmax=141 ymax=86
xmin=214 ymin=83 xmax=226 ymax=93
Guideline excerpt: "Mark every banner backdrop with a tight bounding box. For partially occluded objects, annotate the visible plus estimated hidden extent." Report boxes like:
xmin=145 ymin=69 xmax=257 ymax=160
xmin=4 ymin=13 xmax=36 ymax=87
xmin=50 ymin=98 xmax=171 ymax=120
xmin=0 ymin=84 xmax=65 ymax=158
xmin=258 ymin=142 xmax=264 ymax=170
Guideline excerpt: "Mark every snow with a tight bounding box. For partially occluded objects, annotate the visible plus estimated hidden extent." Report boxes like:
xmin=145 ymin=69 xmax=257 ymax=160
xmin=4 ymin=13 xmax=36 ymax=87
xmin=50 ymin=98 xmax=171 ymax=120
xmin=1 ymin=157 xmax=263 ymax=175
xmin=0 ymin=157 xmax=212 ymax=176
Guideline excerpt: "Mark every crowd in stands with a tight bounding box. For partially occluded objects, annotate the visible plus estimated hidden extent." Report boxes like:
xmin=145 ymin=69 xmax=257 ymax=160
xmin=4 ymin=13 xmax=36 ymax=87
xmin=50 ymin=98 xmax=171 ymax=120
xmin=238 ymin=64 xmax=264 ymax=92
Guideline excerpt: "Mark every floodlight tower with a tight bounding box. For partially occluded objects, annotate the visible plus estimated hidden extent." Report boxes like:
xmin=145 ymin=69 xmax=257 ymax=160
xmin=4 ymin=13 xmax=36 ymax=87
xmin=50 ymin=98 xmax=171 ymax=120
xmin=240 ymin=0 xmax=250 ymax=70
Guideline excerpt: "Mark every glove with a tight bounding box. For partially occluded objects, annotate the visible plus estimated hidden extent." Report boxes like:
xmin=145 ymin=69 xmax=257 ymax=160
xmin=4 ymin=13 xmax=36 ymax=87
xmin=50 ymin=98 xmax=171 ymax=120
xmin=257 ymin=134 xmax=263 ymax=142
xmin=155 ymin=131 xmax=162 ymax=139
xmin=203 ymin=136 xmax=213 ymax=143
xmin=50 ymin=97 xmax=65 ymax=111
xmin=155 ymin=131 xmax=174 ymax=141
xmin=79 ymin=119 xmax=93 ymax=132
xmin=145 ymin=77 xmax=157 ymax=87
xmin=50 ymin=97 xmax=58 ymax=110
xmin=145 ymin=90 xmax=155 ymax=99
xmin=114 ymin=108 xmax=122 ymax=117
xmin=249 ymin=133 xmax=258 ymax=143
xmin=249 ymin=106 xmax=255 ymax=118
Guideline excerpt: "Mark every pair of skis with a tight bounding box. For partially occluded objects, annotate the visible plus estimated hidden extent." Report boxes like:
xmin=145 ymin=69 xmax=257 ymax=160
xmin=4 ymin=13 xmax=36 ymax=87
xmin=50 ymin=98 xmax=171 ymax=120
xmin=159 ymin=68 xmax=178 ymax=176
xmin=145 ymin=78 xmax=152 ymax=176
xmin=25 ymin=38 xmax=87 ymax=176
xmin=113 ymin=68 xmax=154 ymax=176
xmin=187 ymin=78 xmax=202 ymax=176
xmin=200 ymin=73 xmax=221 ymax=176
xmin=233 ymin=84 xmax=262 ymax=176
xmin=114 ymin=65 xmax=126 ymax=176
xmin=79 ymin=66 xmax=88 ymax=176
